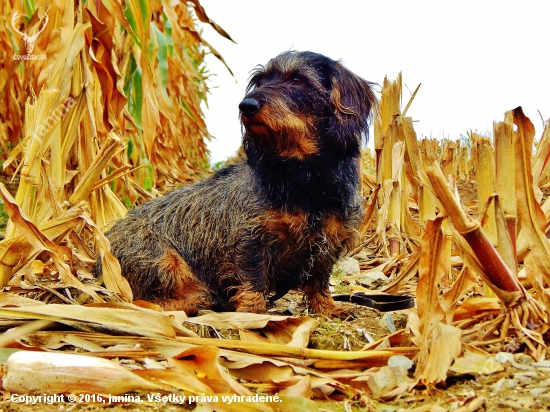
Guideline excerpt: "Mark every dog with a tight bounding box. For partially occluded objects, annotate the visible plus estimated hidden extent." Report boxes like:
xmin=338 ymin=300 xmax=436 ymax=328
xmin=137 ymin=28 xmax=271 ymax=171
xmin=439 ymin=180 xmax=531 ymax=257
xmin=96 ymin=51 xmax=377 ymax=315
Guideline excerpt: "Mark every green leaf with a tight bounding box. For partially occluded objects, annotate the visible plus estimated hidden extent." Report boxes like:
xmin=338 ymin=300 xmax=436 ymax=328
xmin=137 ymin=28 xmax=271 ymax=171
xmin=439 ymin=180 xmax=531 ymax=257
xmin=162 ymin=12 xmax=174 ymax=57
xmin=180 ymin=98 xmax=197 ymax=121
xmin=24 ymin=0 xmax=36 ymax=21
xmin=126 ymin=138 xmax=134 ymax=159
xmin=137 ymin=0 xmax=150 ymax=29
xmin=122 ymin=2 xmax=141 ymax=48
xmin=123 ymin=54 xmax=143 ymax=130
xmin=144 ymin=161 xmax=154 ymax=190
xmin=152 ymin=23 xmax=169 ymax=101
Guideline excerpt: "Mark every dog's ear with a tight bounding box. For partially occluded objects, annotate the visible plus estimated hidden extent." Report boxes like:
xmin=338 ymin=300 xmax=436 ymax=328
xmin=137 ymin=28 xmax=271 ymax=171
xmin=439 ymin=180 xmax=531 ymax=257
xmin=328 ymin=63 xmax=378 ymax=156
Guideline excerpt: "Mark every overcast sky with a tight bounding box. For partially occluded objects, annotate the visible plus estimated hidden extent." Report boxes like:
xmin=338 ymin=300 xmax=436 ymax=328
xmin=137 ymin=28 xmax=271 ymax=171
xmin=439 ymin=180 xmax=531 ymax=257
xmin=197 ymin=0 xmax=550 ymax=163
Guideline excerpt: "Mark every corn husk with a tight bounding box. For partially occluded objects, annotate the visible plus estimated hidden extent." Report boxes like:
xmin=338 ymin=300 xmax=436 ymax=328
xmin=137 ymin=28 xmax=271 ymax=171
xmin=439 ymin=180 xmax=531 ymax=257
xmin=4 ymin=351 xmax=162 ymax=394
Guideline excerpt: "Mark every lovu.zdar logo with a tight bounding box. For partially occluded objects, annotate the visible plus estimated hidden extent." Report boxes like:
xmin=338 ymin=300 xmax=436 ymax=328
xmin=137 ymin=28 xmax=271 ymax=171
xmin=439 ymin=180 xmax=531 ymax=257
xmin=11 ymin=11 xmax=48 ymax=60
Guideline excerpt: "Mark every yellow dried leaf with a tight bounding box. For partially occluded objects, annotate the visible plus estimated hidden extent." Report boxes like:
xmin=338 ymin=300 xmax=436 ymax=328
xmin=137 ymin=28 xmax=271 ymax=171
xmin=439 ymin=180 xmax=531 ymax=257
xmin=450 ymin=348 xmax=504 ymax=375
xmin=262 ymin=316 xmax=319 ymax=348
xmin=512 ymin=107 xmax=550 ymax=307
xmin=189 ymin=312 xmax=295 ymax=330
xmin=278 ymin=375 xmax=312 ymax=398
xmin=417 ymin=217 xmax=447 ymax=333
xmin=415 ymin=321 xmax=462 ymax=386
xmin=173 ymin=346 xmax=251 ymax=395
xmin=0 ymin=303 xmax=181 ymax=338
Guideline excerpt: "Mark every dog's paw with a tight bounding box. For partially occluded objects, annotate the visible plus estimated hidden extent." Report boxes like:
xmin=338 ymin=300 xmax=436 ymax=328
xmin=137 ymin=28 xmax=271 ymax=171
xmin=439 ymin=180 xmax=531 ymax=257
xmin=153 ymin=294 xmax=213 ymax=316
xmin=307 ymin=292 xmax=343 ymax=317
xmin=231 ymin=290 xmax=267 ymax=313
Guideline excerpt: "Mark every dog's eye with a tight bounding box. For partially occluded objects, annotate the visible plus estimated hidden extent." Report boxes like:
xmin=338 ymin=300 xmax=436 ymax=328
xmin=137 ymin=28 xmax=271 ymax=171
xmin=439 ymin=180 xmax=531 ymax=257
xmin=290 ymin=77 xmax=303 ymax=86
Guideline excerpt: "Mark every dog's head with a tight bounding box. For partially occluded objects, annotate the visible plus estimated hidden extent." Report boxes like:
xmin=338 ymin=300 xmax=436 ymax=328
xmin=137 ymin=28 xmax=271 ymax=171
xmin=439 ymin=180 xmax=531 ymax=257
xmin=239 ymin=51 xmax=377 ymax=161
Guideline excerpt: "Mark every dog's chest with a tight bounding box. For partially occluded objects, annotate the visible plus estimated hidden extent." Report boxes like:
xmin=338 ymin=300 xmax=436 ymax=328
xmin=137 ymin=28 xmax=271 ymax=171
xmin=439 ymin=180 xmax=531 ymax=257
xmin=262 ymin=209 xmax=357 ymax=254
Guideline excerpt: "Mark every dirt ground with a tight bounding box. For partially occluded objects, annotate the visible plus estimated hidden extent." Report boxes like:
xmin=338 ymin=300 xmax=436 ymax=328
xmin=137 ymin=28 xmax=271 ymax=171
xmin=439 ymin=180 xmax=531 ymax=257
xmin=266 ymin=293 xmax=550 ymax=412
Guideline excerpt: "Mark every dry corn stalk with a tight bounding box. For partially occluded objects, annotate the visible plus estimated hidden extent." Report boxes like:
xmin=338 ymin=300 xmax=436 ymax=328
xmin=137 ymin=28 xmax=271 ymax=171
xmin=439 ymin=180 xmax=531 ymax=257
xmin=421 ymin=158 xmax=548 ymax=357
xmin=422 ymin=161 xmax=523 ymax=300
xmin=375 ymin=74 xmax=402 ymax=201
xmin=494 ymin=112 xmax=517 ymax=270
xmin=441 ymin=140 xmax=458 ymax=178
xmin=1 ymin=0 xmax=226 ymax=208
xmin=374 ymin=74 xmax=424 ymax=255
xmin=471 ymin=134 xmax=498 ymax=298
xmin=457 ymin=144 xmax=469 ymax=181
xmin=0 ymin=1 xmax=230 ymax=299
xmin=419 ymin=139 xmax=438 ymax=225
xmin=512 ymin=108 xmax=550 ymax=313
xmin=397 ymin=116 xmax=421 ymax=240
xmin=471 ymin=134 xmax=497 ymax=247
xmin=388 ymin=142 xmax=405 ymax=255
xmin=532 ymin=120 xmax=550 ymax=187
xmin=176 ymin=336 xmax=415 ymax=365
xmin=399 ymin=117 xmax=421 ymax=189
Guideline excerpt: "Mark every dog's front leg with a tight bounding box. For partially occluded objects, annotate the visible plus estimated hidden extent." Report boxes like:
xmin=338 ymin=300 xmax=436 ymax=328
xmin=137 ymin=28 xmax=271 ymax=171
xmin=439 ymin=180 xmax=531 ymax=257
xmin=226 ymin=237 xmax=270 ymax=313
xmin=303 ymin=268 xmax=341 ymax=317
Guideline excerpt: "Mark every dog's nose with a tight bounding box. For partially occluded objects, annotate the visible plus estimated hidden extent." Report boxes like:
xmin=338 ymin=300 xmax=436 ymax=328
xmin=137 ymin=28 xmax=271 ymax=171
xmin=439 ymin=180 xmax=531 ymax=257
xmin=239 ymin=98 xmax=261 ymax=117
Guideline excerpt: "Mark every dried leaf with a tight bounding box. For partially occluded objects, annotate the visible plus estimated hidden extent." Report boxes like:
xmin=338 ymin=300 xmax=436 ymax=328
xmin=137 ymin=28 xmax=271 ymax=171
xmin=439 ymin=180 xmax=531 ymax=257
xmin=173 ymin=346 xmax=252 ymax=395
xmin=417 ymin=217 xmax=447 ymax=333
xmin=228 ymin=362 xmax=296 ymax=383
xmin=82 ymin=213 xmax=132 ymax=301
xmin=367 ymin=365 xmax=415 ymax=398
xmin=0 ymin=292 xmax=46 ymax=307
xmin=278 ymin=375 xmax=312 ymax=398
xmin=270 ymin=395 xmax=320 ymax=412
xmin=187 ymin=0 xmax=235 ymax=43
xmin=532 ymin=121 xmax=550 ymax=186
xmin=512 ymin=107 xmax=550 ymax=306
xmin=450 ymin=348 xmax=504 ymax=375
xmin=19 ymin=331 xmax=195 ymax=359
xmin=441 ymin=267 xmax=479 ymax=323
xmin=0 ymin=303 xmax=182 ymax=338
xmin=69 ymin=132 xmax=124 ymax=204
xmin=0 ymin=184 xmax=102 ymax=301
xmin=262 ymin=316 xmax=319 ymax=348
xmin=414 ymin=320 xmax=462 ymax=386
xmin=188 ymin=312 xmax=296 ymax=330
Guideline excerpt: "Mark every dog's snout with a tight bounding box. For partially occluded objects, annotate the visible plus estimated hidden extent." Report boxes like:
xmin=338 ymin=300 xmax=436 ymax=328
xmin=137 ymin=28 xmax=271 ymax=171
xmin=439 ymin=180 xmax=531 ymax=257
xmin=239 ymin=98 xmax=261 ymax=117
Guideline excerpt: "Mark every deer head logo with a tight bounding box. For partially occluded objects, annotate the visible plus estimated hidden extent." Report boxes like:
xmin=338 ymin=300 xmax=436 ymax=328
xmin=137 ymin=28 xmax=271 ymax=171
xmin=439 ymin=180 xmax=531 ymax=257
xmin=11 ymin=12 xmax=49 ymax=54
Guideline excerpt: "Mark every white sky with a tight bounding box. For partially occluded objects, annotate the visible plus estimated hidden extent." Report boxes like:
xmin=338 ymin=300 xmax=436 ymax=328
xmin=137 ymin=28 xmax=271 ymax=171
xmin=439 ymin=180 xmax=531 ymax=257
xmin=197 ymin=0 xmax=550 ymax=163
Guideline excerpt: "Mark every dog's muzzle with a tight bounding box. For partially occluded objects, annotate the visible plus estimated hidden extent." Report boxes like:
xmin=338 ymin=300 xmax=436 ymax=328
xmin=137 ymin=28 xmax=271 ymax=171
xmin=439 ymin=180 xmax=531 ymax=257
xmin=239 ymin=98 xmax=261 ymax=118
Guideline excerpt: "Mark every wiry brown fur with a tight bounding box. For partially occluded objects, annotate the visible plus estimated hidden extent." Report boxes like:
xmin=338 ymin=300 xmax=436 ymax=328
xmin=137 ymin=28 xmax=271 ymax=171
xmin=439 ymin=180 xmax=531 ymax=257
xmin=96 ymin=51 xmax=377 ymax=315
